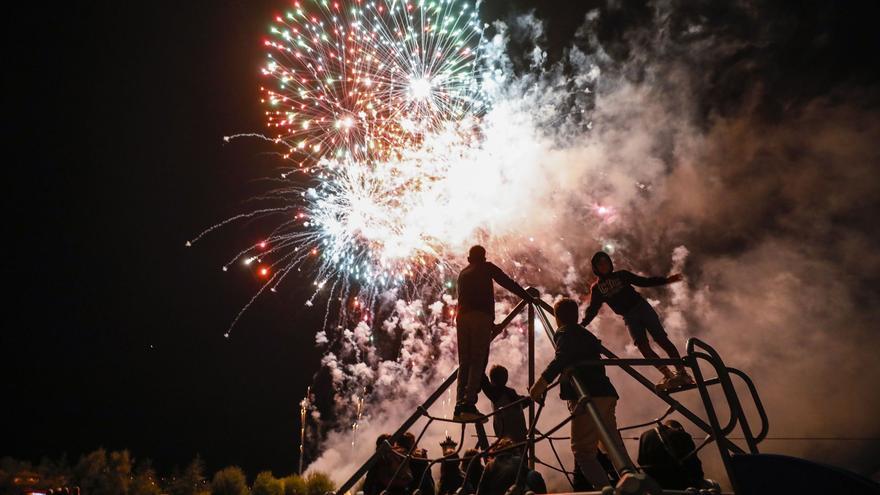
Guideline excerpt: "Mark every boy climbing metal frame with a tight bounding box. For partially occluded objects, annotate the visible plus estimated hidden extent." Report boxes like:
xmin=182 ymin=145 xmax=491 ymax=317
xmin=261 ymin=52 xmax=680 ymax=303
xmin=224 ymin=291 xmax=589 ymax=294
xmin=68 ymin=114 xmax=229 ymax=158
xmin=333 ymin=290 xmax=769 ymax=495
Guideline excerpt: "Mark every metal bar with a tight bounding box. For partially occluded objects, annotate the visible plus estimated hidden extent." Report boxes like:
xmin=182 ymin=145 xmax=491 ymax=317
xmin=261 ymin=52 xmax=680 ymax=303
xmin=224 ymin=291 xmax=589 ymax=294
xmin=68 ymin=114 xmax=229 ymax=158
xmin=688 ymin=339 xmax=760 ymax=453
xmin=545 ymin=435 xmax=575 ymax=488
xmin=690 ymin=351 xmax=739 ymax=437
xmin=533 ymin=299 xmax=557 ymax=343
xmin=573 ymin=383 xmax=637 ymax=474
xmin=689 ymin=350 xmax=740 ymax=494
xmin=528 ymin=302 xmax=536 ymax=469
xmin=492 ymin=299 xmax=528 ymax=340
xmin=512 ymin=396 xmax=548 ymax=492
xmin=474 ymin=422 xmax=490 ymax=450
xmin=728 ymin=367 xmax=770 ymax=443
xmin=617 ymin=406 xmax=675 ymax=432
xmin=688 ymin=339 xmax=757 ymax=443
xmin=532 ymin=297 xmax=555 ymax=313
xmin=572 ymin=358 xmax=689 ymax=366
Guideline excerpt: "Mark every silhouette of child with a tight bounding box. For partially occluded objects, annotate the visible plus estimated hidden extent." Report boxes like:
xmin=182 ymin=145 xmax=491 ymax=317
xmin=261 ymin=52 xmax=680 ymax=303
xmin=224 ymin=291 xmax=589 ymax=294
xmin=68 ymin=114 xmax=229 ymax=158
xmin=481 ymin=365 xmax=528 ymax=442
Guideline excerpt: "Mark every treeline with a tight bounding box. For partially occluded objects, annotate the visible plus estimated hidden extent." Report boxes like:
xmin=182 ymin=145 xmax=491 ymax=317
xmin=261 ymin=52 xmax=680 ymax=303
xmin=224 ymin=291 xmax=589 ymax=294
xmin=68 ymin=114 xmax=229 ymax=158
xmin=0 ymin=449 xmax=334 ymax=495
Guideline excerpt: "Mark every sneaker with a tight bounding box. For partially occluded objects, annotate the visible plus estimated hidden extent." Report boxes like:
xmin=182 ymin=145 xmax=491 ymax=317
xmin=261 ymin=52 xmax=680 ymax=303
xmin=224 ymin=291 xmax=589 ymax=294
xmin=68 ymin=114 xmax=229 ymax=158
xmin=669 ymin=372 xmax=696 ymax=389
xmin=655 ymin=376 xmax=673 ymax=393
xmin=453 ymin=404 xmax=488 ymax=423
xmin=657 ymin=372 xmax=696 ymax=393
xmin=655 ymin=368 xmax=676 ymax=393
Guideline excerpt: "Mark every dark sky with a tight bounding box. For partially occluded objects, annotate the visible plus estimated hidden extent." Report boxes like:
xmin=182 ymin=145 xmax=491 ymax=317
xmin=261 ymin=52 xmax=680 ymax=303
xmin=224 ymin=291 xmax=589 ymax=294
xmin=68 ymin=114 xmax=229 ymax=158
xmin=5 ymin=0 xmax=879 ymax=479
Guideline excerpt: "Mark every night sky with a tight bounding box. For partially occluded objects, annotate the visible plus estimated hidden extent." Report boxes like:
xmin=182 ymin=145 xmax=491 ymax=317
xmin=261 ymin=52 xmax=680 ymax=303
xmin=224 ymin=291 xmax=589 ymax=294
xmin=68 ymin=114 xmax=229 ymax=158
xmin=6 ymin=0 xmax=880 ymax=479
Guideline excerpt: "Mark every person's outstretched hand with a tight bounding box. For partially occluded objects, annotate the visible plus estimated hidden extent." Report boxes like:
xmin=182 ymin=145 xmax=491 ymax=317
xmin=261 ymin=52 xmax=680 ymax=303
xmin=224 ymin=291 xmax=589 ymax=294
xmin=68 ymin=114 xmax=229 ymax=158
xmin=529 ymin=377 xmax=549 ymax=403
xmin=666 ymin=273 xmax=683 ymax=283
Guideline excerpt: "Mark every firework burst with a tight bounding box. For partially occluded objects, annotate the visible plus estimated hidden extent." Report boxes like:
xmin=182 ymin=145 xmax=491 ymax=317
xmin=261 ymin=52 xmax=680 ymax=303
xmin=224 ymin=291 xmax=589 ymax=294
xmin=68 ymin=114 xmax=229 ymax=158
xmin=261 ymin=0 xmax=494 ymax=164
xmin=192 ymin=0 xmax=507 ymax=333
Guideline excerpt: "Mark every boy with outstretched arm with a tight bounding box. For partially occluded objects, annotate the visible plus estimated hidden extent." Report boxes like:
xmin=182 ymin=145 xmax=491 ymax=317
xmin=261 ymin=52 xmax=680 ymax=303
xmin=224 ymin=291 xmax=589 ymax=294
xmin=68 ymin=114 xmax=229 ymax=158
xmin=582 ymin=251 xmax=693 ymax=391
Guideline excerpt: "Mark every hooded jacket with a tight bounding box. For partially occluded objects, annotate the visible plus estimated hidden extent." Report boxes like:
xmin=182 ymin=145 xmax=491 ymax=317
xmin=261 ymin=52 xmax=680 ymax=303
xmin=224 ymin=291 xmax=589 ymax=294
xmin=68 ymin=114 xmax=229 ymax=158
xmin=581 ymin=252 xmax=669 ymax=326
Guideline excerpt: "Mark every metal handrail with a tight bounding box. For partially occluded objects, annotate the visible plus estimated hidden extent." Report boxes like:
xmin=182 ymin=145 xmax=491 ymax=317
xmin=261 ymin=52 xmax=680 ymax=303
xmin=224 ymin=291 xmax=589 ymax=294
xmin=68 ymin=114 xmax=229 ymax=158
xmin=688 ymin=340 xmax=748 ymax=435
xmin=690 ymin=350 xmax=740 ymax=437
xmin=727 ymin=367 xmax=770 ymax=443
xmin=688 ymin=338 xmax=762 ymax=453
xmin=688 ymin=349 xmax=740 ymax=492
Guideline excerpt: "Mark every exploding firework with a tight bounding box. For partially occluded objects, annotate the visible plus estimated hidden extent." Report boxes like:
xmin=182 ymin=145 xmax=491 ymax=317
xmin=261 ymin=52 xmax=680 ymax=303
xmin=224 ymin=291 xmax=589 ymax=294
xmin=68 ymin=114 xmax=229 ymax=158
xmin=261 ymin=0 xmax=496 ymax=164
xmin=256 ymin=0 xmax=505 ymax=298
xmin=192 ymin=0 xmax=509 ymax=333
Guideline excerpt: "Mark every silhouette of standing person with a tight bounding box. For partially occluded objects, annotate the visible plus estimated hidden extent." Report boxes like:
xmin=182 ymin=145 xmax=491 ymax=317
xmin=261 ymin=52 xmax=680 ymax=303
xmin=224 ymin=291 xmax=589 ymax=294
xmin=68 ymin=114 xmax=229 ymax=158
xmin=454 ymin=245 xmax=536 ymax=421
xmin=530 ymin=298 xmax=631 ymax=489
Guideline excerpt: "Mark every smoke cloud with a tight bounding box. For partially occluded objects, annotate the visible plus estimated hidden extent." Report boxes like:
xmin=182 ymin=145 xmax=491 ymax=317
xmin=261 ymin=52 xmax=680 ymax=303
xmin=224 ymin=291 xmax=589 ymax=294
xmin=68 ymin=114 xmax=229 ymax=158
xmin=305 ymin=0 xmax=880 ymax=489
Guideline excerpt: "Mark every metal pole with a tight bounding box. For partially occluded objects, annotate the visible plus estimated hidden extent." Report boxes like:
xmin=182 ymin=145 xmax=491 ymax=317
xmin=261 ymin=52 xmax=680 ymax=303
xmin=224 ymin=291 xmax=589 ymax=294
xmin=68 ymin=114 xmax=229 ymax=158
xmin=299 ymin=387 xmax=309 ymax=475
xmin=528 ymin=302 xmax=536 ymax=469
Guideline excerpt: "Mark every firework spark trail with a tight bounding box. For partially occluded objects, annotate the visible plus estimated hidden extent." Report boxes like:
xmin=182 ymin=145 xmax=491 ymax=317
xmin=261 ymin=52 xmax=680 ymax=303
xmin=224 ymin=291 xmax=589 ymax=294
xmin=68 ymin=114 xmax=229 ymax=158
xmin=186 ymin=206 xmax=297 ymax=247
xmin=223 ymin=133 xmax=276 ymax=143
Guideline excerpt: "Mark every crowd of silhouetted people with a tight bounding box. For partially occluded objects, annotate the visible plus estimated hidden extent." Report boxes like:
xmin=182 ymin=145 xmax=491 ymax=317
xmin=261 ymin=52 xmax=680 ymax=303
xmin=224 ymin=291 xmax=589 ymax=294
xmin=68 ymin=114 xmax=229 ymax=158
xmin=363 ymin=432 xmax=548 ymax=495
xmin=362 ymin=419 xmax=715 ymax=495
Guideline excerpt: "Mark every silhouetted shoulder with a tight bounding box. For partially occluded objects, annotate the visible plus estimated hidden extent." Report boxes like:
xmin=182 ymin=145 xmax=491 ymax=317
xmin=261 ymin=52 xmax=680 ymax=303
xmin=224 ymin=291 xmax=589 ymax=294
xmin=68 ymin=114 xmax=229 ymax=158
xmin=578 ymin=325 xmax=601 ymax=345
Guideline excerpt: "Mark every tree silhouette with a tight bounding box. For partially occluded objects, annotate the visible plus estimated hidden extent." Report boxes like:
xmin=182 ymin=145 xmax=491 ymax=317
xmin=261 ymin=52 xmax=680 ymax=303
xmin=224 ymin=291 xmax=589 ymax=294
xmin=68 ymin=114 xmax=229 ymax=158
xmin=211 ymin=466 xmax=249 ymax=495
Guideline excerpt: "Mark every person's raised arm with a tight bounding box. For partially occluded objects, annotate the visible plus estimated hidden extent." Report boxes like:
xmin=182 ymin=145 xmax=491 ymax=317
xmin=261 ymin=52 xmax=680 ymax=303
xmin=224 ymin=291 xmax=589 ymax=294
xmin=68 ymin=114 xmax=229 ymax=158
xmin=488 ymin=262 xmax=534 ymax=301
xmin=621 ymin=270 xmax=675 ymax=287
xmin=481 ymin=374 xmax=501 ymax=402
